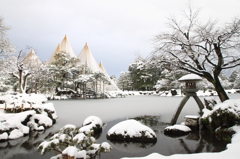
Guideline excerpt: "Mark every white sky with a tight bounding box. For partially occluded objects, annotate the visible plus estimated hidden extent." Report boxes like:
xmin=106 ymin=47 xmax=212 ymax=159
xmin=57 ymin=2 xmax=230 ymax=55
xmin=0 ymin=0 xmax=240 ymax=77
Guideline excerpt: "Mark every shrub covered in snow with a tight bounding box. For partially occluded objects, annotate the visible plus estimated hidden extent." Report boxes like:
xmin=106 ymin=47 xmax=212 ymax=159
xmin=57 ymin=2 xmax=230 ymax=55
xmin=204 ymin=97 xmax=218 ymax=111
xmin=107 ymin=119 xmax=157 ymax=142
xmin=215 ymin=127 xmax=236 ymax=142
xmin=201 ymin=99 xmax=240 ymax=133
xmin=0 ymin=94 xmax=58 ymax=141
xmin=37 ymin=116 xmax=111 ymax=159
xmin=0 ymin=110 xmax=55 ymax=141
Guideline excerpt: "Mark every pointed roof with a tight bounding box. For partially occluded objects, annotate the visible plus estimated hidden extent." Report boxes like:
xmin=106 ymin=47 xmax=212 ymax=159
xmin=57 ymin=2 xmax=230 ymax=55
xmin=98 ymin=62 xmax=120 ymax=91
xmin=48 ymin=35 xmax=76 ymax=64
xmin=99 ymin=61 xmax=109 ymax=75
xmin=77 ymin=43 xmax=120 ymax=91
xmin=77 ymin=43 xmax=102 ymax=73
xmin=60 ymin=35 xmax=76 ymax=58
xmin=22 ymin=49 xmax=42 ymax=69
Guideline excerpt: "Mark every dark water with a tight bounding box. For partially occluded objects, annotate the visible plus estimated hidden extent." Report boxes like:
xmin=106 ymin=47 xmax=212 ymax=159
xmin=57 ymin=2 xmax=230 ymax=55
xmin=1 ymin=94 xmax=239 ymax=159
xmin=96 ymin=117 xmax=228 ymax=159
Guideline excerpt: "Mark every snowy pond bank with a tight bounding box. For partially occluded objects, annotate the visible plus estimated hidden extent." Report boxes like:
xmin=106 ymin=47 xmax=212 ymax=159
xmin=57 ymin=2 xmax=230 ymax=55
xmin=0 ymin=94 xmax=240 ymax=159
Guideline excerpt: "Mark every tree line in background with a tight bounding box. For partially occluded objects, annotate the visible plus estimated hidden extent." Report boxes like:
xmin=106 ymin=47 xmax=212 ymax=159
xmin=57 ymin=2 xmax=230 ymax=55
xmin=118 ymin=55 xmax=240 ymax=92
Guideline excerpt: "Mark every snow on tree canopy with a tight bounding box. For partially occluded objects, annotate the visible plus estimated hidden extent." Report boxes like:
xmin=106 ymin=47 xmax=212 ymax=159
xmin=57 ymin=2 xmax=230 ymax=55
xmin=62 ymin=146 xmax=79 ymax=157
xmin=178 ymin=74 xmax=202 ymax=81
xmin=107 ymin=119 xmax=157 ymax=142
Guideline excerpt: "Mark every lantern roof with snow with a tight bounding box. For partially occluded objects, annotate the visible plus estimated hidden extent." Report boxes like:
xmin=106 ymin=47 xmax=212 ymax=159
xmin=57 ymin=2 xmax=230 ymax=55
xmin=178 ymin=74 xmax=202 ymax=82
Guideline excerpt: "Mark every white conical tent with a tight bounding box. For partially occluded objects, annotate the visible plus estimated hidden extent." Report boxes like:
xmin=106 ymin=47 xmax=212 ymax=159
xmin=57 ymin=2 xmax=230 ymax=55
xmin=77 ymin=43 xmax=102 ymax=73
xmin=48 ymin=35 xmax=76 ymax=64
xmin=22 ymin=49 xmax=42 ymax=69
xmin=77 ymin=43 xmax=120 ymax=91
xmin=98 ymin=62 xmax=120 ymax=91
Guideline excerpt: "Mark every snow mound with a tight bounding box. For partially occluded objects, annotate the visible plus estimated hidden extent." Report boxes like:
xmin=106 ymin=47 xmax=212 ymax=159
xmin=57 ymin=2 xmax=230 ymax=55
xmin=107 ymin=119 xmax=157 ymax=142
xmin=164 ymin=124 xmax=191 ymax=137
xmin=79 ymin=116 xmax=103 ymax=134
xmin=8 ymin=129 xmax=24 ymax=139
xmin=0 ymin=93 xmax=58 ymax=140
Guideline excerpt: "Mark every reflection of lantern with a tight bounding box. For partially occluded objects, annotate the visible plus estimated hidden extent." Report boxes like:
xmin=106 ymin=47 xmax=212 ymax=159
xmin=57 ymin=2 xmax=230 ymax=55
xmin=171 ymin=74 xmax=204 ymax=125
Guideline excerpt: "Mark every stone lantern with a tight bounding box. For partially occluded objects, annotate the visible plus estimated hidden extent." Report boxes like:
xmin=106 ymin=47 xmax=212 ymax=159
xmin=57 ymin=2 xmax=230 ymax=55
xmin=171 ymin=74 xmax=204 ymax=125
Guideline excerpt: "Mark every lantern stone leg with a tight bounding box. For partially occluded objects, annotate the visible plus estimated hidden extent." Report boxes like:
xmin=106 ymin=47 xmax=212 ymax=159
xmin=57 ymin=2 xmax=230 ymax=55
xmin=170 ymin=92 xmax=204 ymax=125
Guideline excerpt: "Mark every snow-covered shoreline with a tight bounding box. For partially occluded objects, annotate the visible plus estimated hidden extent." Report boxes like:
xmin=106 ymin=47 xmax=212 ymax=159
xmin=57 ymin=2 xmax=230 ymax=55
xmin=121 ymin=98 xmax=240 ymax=159
xmin=121 ymin=126 xmax=240 ymax=159
xmin=0 ymin=94 xmax=57 ymax=141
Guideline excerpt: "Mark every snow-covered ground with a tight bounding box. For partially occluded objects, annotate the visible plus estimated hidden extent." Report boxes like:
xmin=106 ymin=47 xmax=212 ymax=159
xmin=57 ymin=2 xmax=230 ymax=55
xmin=0 ymin=93 xmax=57 ymax=140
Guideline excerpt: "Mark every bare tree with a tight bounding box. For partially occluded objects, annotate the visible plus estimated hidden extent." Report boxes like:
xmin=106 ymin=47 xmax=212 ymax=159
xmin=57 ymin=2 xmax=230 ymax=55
xmin=12 ymin=50 xmax=32 ymax=93
xmin=152 ymin=6 xmax=240 ymax=102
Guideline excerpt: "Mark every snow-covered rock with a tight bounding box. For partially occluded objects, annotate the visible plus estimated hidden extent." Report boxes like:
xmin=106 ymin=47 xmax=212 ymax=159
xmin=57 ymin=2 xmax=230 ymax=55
xmin=164 ymin=124 xmax=192 ymax=137
xmin=8 ymin=129 xmax=24 ymax=139
xmin=0 ymin=132 xmax=8 ymax=141
xmin=0 ymin=93 xmax=58 ymax=140
xmin=107 ymin=119 xmax=157 ymax=142
xmin=79 ymin=116 xmax=103 ymax=134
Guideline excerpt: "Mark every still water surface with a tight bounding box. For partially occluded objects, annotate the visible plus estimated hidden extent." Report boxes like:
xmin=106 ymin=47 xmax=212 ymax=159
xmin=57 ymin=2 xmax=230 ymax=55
xmin=1 ymin=94 xmax=239 ymax=159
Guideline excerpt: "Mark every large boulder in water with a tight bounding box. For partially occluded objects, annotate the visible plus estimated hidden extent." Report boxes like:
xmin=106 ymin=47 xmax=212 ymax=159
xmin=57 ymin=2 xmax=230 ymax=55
xmin=107 ymin=119 xmax=157 ymax=142
xmin=164 ymin=124 xmax=191 ymax=137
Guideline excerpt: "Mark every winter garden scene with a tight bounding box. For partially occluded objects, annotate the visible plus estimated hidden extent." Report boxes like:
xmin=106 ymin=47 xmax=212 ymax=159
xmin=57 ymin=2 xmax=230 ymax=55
xmin=0 ymin=0 xmax=240 ymax=159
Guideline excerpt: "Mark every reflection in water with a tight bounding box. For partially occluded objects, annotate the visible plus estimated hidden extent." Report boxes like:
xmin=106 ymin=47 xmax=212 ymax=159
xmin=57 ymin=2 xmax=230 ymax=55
xmin=99 ymin=116 xmax=228 ymax=158
xmin=110 ymin=141 xmax=156 ymax=153
xmin=1 ymin=95 xmax=237 ymax=159
xmin=0 ymin=130 xmax=54 ymax=159
xmin=107 ymin=116 xmax=158 ymax=152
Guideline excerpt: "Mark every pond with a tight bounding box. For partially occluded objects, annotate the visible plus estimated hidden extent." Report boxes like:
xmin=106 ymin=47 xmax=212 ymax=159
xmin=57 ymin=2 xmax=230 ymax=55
xmin=1 ymin=94 xmax=239 ymax=159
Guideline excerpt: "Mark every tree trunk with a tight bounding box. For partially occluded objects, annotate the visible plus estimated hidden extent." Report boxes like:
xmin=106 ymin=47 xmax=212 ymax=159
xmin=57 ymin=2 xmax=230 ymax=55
xmin=213 ymin=74 xmax=229 ymax=102
xmin=19 ymin=70 xmax=24 ymax=93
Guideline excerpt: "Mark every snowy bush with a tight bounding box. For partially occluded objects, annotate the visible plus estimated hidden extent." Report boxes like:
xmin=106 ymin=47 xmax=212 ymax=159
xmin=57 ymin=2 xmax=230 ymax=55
xmin=201 ymin=99 xmax=240 ymax=133
xmin=37 ymin=116 xmax=111 ymax=159
xmin=215 ymin=127 xmax=236 ymax=142
xmin=204 ymin=97 xmax=218 ymax=111
xmin=0 ymin=94 xmax=58 ymax=141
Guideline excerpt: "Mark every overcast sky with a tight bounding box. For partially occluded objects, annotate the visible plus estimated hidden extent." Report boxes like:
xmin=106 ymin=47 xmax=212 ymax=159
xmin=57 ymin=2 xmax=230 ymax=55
xmin=1 ymin=0 xmax=240 ymax=77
